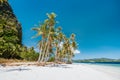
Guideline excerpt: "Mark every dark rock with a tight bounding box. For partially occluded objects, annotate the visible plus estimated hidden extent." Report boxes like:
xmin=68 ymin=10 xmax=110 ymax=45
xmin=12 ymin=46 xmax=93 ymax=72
xmin=0 ymin=0 xmax=22 ymax=44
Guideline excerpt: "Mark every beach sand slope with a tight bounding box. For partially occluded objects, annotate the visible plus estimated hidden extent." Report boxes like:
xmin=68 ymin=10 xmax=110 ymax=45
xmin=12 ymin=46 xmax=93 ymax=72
xmin=0 ymin=64 xmax=119 ymax=80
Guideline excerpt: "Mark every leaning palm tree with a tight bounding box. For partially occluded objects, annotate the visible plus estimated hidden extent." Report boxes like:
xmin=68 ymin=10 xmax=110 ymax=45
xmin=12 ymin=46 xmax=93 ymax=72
xmin=41 ymin=13 xmax=57 ymax=62
xmin=32 ymin=23 xmax=48 ymax=62
xmin=54 ymin=32 xmax=64 ymax=62
xmin=68 ymin=33 xmax=77 ymax=63
xmin=58 ymin=33 xmax=77 ymax=64
xmin=32 ymin=13 xmax=57 ymax=62
xmin=32 ymin=12 xmax=78 ymax=63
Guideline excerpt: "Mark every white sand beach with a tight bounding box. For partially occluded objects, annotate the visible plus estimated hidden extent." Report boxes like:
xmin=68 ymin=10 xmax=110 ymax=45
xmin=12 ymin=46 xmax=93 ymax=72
xmin=0 ymin=64 xmax=120 ymax=80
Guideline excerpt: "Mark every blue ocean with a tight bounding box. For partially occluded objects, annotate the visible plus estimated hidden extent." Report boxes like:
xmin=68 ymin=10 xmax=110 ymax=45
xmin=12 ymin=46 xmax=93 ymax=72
xmin=74 ymin=62 xmax=120 ymax=68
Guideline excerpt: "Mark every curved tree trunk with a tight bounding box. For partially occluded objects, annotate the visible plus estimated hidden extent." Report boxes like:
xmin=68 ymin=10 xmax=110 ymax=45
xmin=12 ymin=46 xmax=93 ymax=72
xmin=40 ymin=41 xmax=48 ymax=62
xmin=37 ymin=40 xmax=43 ymax=62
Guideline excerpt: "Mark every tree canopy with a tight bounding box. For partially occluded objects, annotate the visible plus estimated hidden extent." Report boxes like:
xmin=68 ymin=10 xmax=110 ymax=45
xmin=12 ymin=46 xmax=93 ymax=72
xmin=33 ymin=13 xmax=78 ymax=63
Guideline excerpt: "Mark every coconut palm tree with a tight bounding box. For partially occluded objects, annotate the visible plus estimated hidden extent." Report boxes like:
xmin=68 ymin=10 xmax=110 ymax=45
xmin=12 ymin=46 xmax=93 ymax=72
xmin=67 ymin=33 xmax=77 ymax=63
xmin=0 ymin=0 xmax=7 ymax=3
xmin=32 ymin=13 xmax=78 ymax=63
xmin=41 ymin=13 xmax=57 ymax=62
xmin=32 ymin=23 xmax=48 ymax=62
xmin=54 ymin=32 xmax=65 ymax=62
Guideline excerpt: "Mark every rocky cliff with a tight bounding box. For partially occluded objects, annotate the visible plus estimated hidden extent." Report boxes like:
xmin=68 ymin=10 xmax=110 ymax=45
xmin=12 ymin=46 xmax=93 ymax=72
xmin=0 ymin=0 xmax=22 ymax=44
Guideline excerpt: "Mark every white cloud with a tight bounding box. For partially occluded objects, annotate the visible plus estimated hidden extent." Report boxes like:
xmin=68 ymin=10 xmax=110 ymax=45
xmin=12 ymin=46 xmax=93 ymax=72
xmin=59 ymin=42 xmax=80 ymax=54
xmin=34 ymin=48 xmax=39 ymax=52
xmin=59 ymin=42 xmax=63 ymax=48
xmin=73 ymin=50 xmax=80 ymax=54
xmin=71 ymin=47 xmax=80 ymax=54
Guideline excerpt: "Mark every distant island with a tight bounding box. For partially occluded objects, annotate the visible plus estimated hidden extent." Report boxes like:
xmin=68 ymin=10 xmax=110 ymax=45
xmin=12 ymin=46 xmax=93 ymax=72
xmin=73 ymin=58 xmax=120 ymax=63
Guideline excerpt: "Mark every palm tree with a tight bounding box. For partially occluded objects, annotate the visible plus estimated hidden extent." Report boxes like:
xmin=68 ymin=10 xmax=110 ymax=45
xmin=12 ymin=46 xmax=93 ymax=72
xmin=67 ymin=33 xmax=77 ymax=63
xmin=32 ymin=13 xmax=78 ymax=63
xmin=0 ymin=0 xmax=7 ymax=3
xmin=32 ymin=23 xmax=48 ymax=62
xmin=54 ymin=32 xmax=64 ymax=62
xmin=42 ymin=13 xmax=57 ymax=62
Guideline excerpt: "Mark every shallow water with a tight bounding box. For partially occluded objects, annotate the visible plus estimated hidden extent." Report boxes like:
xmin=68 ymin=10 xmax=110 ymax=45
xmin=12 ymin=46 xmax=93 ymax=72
xmin=74 ymin=62 xmax=120 ymax=68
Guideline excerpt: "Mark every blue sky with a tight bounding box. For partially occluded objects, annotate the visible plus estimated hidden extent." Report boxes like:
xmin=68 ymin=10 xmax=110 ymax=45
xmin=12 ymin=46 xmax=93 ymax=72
xmin=9 ymin=0 xmax=120 ymax=59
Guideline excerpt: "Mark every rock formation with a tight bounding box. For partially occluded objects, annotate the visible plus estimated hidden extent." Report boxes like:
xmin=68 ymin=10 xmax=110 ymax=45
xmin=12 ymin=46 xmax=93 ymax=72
xmin=0 ymin=0 xmax=22 ymax=57
xmin=0 ymin=0 xmax=22 ymax=45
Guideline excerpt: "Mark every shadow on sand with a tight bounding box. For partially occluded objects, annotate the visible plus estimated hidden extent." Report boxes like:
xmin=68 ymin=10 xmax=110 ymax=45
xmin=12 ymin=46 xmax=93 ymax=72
xmin=5 ymin=68 xmax=31 ymax=72
xmin=45 ymin=64 xmax=72 ymax=68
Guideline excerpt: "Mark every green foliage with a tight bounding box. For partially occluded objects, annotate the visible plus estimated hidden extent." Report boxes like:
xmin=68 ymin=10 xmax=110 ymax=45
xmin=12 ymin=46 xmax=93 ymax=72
xmin=0 ymin=1 xmax=39 ymax=61
xmin=48 ymin=56 xmax=55 ymax=62
xmin=0 ymin=0 xmax=78 ymax=62
xmin=20 ymin=47 xmax=39 ymax=61
xmin=0 ymin=1 xmax=23 ymax=59
xmin=0 ymin=17 xmax=20 ymax=58
xmin=0 ymin=0 xmax=7 ymax=3
xmin=33 ymin=12 xmax=78 ymax=63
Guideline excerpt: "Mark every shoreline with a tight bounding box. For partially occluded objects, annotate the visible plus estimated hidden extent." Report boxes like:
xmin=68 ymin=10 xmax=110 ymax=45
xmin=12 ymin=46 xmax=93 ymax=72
xmin=76 ymin=63 xmax=120 ymax=79
xmin=0 ymin=63 xmax=120 ymax=80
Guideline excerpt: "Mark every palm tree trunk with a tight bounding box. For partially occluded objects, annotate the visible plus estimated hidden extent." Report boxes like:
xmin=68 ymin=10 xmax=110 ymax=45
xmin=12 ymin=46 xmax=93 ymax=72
xmin=42 ymin=27 xmax=52 ymax=62
xmin=37 ymin=51 xmax=41 ymax=62
xmin=40 ymin=41 xmax=48 ymax=62
xmin=37 ymin=41 xmax=43 ymax=62
xmin=55 ymin=48 xmax=58 ymax=62
xmin=43 ymin=43 xmax=49 ymax=62
xmin=44 ymin=42 xmax=50 ymax=62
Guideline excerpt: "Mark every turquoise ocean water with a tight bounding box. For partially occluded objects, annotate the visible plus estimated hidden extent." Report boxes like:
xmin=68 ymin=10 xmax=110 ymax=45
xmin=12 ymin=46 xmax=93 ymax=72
xmin=74 ymin=62 xmax=120 ymax=68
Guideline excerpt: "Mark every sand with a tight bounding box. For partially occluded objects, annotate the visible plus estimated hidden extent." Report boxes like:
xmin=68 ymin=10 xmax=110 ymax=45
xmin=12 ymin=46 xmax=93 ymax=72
xmin=0 ymin=63 xmax=120 ymax=80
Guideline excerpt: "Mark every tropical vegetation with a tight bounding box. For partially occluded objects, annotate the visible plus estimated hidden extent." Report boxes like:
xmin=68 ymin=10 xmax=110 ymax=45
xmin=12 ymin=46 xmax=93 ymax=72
xmin=0 ymin=0 xmax=7 ymax=3
xmin=32 ymin=13 xmax=77 ymax=63
xmin=0 ymin=0 xmax=78 ymax=63
xmin=0 ymin=0 xmax=38 ymax=61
